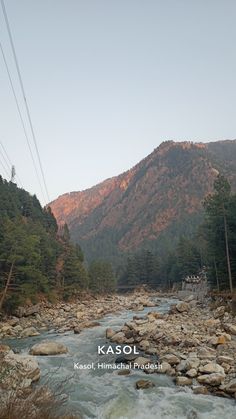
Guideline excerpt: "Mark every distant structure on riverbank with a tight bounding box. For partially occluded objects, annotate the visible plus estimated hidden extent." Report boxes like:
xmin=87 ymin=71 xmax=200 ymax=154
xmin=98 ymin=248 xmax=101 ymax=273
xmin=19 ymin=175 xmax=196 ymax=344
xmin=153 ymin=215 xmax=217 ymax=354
xmin=178 ymin=267 xmax=208 ymax=300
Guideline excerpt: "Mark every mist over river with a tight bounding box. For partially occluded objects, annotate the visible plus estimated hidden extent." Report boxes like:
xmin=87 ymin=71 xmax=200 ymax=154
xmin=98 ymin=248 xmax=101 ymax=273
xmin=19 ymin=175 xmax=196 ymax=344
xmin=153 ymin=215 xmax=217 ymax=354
xmin=7 ymin=298 xmax=236 ymax=419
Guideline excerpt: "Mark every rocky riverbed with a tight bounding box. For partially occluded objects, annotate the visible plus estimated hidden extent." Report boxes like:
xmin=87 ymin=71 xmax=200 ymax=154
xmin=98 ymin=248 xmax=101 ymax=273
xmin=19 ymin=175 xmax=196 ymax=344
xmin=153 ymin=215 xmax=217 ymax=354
xmin=0 ymin=292 xmax=157 ymax=391
xmin=0 ymin=292 xmax=236 ymax=418
xmin=107 ymin=295 xmax=236 ymax=399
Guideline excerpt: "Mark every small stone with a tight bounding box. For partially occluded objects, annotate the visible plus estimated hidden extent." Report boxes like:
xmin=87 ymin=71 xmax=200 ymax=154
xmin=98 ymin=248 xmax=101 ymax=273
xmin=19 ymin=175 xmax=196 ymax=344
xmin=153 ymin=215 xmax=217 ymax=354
xmin=217 ymin=356 xmax=234 ymax=365
xmin=193 ymin=386 xmax=209 ymax=395
xmin=136 ymin=379 xmax=155 ymax=389
xmin=186 ymin=368 xmax=197 ymax=378
xmin=21 ymin=327 xmax=40 ymax=338
xmin=224 ymin=324 xmax=236 ymax=335
xmin=117 ymin=369 xmax=131 ymax=376
xmin=106 ymin=328 xmax=116 ymax=339
xmin=159 ymin=361 xmax=172 ymax=373
xmin=221 ymin=379 xmax=236 ymax=394
xmin=176 ymin=302 xmax=190 ymax=313
xmin=110 ymin=332 xmax=126 ymax=344
xmin=138 ymin=340 xmax=150 ymax=351
xmin=175 ymin=376 xmax=192 ymax=386
xmin=214 ymin=306 xmax=225 ymax=319
xmin=161 ymin=354 xmax=180 ymax=365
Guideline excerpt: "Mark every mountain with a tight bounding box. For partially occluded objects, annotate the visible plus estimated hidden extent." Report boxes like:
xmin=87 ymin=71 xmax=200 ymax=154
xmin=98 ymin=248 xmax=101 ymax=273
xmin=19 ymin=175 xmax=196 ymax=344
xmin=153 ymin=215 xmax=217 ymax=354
xmin=50 ymin=140 xmax=236 ymax=265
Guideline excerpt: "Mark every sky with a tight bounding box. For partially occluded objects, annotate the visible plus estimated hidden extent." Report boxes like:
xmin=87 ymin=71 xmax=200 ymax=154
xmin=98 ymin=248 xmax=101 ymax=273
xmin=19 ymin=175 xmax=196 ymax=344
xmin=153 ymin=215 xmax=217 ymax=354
xmin=0 ymin=0 xmax=236 ymax=205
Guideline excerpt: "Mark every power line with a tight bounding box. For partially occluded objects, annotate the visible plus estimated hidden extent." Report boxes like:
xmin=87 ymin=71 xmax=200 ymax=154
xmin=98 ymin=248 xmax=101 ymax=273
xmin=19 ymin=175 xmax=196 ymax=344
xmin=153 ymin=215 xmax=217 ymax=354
xmin=1 ymin=0 xmax=50 ymax=203
xmin=0 ymin=140 xmax=23 ymax=187
xmin=0 ymin=40 xmax=46 ymax=202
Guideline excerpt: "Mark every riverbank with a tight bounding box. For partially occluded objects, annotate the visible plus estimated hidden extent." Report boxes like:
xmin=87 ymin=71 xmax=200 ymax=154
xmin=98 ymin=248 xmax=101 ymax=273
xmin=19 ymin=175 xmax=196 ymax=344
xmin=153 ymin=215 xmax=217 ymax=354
xmin=0 ymin=291 xmax=157 ymax=339
xmin=107 ymin=295 xmax=236 ymax=399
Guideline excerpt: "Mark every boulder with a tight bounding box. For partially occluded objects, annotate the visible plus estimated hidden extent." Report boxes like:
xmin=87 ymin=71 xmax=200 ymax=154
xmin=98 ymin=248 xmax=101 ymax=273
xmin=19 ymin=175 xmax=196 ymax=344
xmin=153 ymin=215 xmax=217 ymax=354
xmin=186 ymin=357 xmax=200 ymax=370
xmin=110 ymin=332 xmax=126 ymax=344
xmin=13 ymin=306 xmax=25 ymax=317
xmin=198 ymin=347 xmax=216 ymax=360
xmin=214 ymin=306 xmax=225 ymax=319
xmin=221 ymin=379 xmax=236 ymax=394
xmin=0 ymin=352 xmax=40 ymax=389
xmin=176 ymin=360 xmax=187 ymax=372
xmin=0 ymin=344 xmax=11 ymax=354
xmin=138 ymin=340 xmax=150 ymax=351
xmin=106 ymin=328 xmax=116 ymax=339
xmin=208 ymin=335 xmax=227 ymax=346
xmin=29 ymin=340 xmax=68 ymax=356
xmin=136 ymin=379 xmax=155 ymax=389
xmin=24 ymin=305 xmax=40 ymax=317
xmin=117 ymin=369 xmax=130 ymax=376
xmin=175 ymin=376 xmax=192 ymax=386
xmin=199 ymin=362 xmax=225 ymax=375
xmin=161 ymin=354 xmax=180 ymax=365
xmin=224 ymin=323 xmax=236 ymax=335
xmin=21 ymin=327 xmax=40 ymax=338
xmin=159 ymin=361 xmax=172 ymax=374
xmin=197 ymin=373 xmax=225 ymax=386
xmin=193 ymin=386 xmax=209 ymax=395
xmin=217 ymin=356 xmax=234 ymax=365
xmin=186 ymin=368 xmax=198 ymax=378
xmin=176 ymin=302 xmax=189 ymax=313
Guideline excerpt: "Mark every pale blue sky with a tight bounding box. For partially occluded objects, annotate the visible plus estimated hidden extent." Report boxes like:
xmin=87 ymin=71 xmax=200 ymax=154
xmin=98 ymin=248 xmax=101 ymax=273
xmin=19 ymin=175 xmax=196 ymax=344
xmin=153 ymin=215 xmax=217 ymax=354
xmin=0 ymin=0 xmax=236 ymax=204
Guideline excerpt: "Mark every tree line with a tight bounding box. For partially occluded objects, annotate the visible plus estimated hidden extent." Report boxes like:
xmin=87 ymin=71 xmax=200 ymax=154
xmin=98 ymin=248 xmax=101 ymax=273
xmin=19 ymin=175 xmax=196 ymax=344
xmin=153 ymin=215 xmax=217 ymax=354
xmin=120 ymin=174 xmax=236 ymax=292
xmin=0 ymin=177 xmax=116 ymax=312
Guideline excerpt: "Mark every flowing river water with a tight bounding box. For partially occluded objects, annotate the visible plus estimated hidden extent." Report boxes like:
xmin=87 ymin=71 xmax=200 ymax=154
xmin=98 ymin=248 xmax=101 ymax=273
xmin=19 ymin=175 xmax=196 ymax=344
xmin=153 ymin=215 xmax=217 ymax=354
xmin=7 ymin=298 xmax=236 ymax=419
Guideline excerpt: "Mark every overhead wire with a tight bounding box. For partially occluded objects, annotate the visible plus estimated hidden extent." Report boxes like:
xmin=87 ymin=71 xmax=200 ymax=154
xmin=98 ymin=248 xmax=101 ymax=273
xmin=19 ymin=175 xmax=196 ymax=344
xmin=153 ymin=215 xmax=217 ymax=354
xmin=0 ymin=0 xmax=50 ymax=203
xmin=0 ymin=40 xmax=46 ymax=201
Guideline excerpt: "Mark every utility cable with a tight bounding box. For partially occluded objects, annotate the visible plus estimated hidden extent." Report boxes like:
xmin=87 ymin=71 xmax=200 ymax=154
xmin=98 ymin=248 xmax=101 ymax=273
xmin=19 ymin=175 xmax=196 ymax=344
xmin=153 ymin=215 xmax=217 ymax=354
xmin=1 ymin=0 xmax=50 ymax=203
xmin=0 ymin=40 xmax=46 ymax=202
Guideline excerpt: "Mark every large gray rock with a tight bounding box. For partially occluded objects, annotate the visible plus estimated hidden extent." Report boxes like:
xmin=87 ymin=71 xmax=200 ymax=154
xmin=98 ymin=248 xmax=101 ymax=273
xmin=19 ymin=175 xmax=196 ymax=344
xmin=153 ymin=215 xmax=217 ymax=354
xmin=197 ymin=373 xmax=225 ymax=386
xmin=29 ymin=340 xmax=68 ymax=356
xmin=175 ymin=376 xmax=192 ymax=386
xmin=198 ymin=347 xmax=216 ymax=360
xmin=221 ymin=378 xmax=236 ymax=394
xmin=176 ymin=302 xmax=190 ymax=313
xmin=224 ymin=323 xmax=236 ymax=335
xmin=21 ymin=327 xmax=40 ymax=338
xmin=199 ymin=362 xmax=225 ymax=375
xmin=161 ymin=354 xmax=180 ymax=365
xmin=106 ymin=328 xmax=116 ymax=339
xmin=136 ymin=379 xmax=155 ymax=389
xmin=0 ymin=351 xmax=40 ymax=389
xmin=110 ymin=332 xmax=126 ymax=344
xmin=158 ymin=361 xmax=172 ymax=374
xmin=214 ymin=306 xmax=225 ymax=319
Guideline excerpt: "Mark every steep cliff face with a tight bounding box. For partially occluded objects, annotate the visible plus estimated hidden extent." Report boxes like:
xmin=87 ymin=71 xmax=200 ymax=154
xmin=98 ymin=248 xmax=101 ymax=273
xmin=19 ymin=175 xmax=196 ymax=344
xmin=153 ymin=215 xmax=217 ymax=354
xmin=50 ymin=140 xmax=236 ymax=262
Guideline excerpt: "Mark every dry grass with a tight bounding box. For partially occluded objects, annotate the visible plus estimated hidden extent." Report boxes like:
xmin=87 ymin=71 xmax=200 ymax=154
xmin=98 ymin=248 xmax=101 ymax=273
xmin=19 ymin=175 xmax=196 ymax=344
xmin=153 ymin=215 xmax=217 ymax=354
xmin=0 ymin=371 xmax=81 ymax=419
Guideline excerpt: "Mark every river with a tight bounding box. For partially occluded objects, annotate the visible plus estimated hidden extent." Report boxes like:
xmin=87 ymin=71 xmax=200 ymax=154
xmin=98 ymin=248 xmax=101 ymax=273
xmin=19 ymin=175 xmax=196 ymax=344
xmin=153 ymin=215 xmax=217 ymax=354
xmin=7 ymin=298 xmax=236 ymax=419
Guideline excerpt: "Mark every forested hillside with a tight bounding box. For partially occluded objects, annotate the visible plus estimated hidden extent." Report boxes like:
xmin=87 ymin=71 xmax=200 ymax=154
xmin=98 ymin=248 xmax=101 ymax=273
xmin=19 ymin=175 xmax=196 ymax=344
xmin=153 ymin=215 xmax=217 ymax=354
xmin=0 ymin=177 xmax=115 ymax=312
xmin=50 ymin=140 xmax=236 ymax=267
xmin=120 ymin=175 xmax=236 ymax=292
